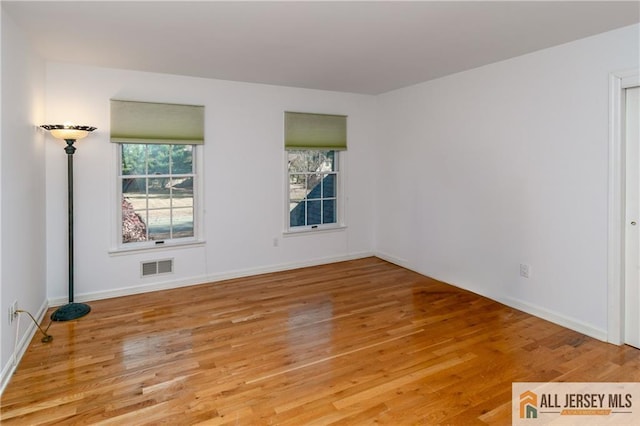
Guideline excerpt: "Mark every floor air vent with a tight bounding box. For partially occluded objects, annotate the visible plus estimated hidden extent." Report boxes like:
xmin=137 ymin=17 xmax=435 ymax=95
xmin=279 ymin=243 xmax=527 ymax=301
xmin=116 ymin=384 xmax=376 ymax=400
xmin=141 ymin=259 xmax=173 ymax=277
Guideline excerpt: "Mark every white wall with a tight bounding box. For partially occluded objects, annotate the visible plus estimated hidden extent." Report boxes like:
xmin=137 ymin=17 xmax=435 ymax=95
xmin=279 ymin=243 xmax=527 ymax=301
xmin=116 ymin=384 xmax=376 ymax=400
xmin=375 ymin=24 xmax=640 ymax=340
xmin=1 ymin=10 xmax=47 ymax=391
xmin=44 ymin=64 xmax=377 ymax=303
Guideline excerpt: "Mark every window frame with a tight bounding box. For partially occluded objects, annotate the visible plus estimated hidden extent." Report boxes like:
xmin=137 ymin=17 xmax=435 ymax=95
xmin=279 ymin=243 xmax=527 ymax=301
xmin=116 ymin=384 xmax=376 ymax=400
xmin=285 ymin=149 xmax=345 ymax=233
xmin=114 ymin=143 xmax=204 ymax=251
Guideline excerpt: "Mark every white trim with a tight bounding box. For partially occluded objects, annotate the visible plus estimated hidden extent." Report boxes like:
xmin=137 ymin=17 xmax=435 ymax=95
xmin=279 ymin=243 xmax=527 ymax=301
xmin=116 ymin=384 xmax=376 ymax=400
xmin=608 ymin=71 xmax=625 ymax=344
xmin=337 ymin=150 xmax=346 ymax=228
xmin=283 ymin=225 xmax=346 ymax=237
xmin=380 ymin=251 xmax=608 ymax=341
xmin=374 ymin=251 xmax=411 ymax=269
xmin=109 ymin=240 xmax=205 ymax=256
xmin=621 ymin=74 xmax=640 ymax=89
xmin=48 ymin=251 xmax=374 ymax=306
xmin=109 ymin=138 xmax=119 ymax=251
xmin=608 ymin=69 xmax=640 ymax=345
xmin=47 ymin=275 xmax=212 ymax=307
xmin=0 ymin=299 xmax=49 ymax=396
xmin=497 ymin=296 xmax=608 ymax=342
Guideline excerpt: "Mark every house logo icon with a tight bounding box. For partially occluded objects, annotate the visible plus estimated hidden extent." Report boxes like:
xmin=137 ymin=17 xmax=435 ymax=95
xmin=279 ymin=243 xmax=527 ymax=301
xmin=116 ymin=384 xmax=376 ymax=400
xmin=520 ymin=390 xmax=538 ymax=419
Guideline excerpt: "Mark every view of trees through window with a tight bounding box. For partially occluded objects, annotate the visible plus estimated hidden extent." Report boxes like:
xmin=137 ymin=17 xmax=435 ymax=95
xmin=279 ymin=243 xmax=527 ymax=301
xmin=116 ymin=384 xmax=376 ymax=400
xmin=288 ymin=150 xmax=337 ymax=228
xmin=120 ymin=144 xmax=195 ymax=243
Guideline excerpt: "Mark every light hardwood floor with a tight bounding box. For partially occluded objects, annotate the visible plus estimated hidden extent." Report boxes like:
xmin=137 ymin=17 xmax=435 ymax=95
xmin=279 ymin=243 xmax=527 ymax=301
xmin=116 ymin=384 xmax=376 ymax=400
xmin=1 ymin=257 xmax=639 ymax=424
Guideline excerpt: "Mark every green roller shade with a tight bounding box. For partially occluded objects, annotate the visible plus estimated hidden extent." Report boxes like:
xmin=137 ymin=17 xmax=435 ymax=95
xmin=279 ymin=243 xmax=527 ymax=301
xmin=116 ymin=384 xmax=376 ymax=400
xmin=284 ymin=112 xmax=347 ymax=150
xmin=111 ymin=100 xmax=204 ymax=144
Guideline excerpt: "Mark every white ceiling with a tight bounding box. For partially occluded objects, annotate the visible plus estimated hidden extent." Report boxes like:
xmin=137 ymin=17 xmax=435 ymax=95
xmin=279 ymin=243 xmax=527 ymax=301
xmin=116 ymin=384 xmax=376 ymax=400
xmin=3 ymin=1 xmax=639 ymax=94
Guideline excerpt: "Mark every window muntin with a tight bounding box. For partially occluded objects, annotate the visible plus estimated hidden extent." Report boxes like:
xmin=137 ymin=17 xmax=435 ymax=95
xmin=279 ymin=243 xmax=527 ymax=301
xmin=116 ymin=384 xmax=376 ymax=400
xmin=119 ymin=144 xmax=196 ymax=245
xmin=288 ymin=150 xmax=338 ymax=229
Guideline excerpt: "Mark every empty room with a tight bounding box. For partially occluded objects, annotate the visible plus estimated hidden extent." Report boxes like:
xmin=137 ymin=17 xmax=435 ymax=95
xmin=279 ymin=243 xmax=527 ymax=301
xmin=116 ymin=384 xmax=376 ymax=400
xmin=1 ymin=1 xmax=639 ymax=424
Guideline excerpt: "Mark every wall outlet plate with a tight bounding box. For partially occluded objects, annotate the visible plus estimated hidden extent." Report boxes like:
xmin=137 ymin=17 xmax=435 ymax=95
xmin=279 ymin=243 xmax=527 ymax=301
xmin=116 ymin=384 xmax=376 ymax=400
xmin=8 ymin=300 xmax=18 ymax=324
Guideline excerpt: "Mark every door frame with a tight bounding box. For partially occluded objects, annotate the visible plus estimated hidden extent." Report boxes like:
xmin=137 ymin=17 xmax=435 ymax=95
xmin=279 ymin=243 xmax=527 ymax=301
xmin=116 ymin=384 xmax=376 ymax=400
xmin=608 ymin=69 xmax=640 ymax=345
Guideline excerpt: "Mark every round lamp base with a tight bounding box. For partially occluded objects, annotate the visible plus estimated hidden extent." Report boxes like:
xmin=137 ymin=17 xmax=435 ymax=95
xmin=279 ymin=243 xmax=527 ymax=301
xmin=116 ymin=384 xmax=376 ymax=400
xmin=51 ymin=302 xmax=91 ymax=321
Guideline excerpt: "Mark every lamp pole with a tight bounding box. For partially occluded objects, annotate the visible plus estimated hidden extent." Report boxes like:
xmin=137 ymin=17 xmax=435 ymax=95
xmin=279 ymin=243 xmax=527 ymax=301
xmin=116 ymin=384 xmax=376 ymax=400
xmin=64 ymin=139 xmax=77 ymax=302
xmin=41 ymin=124 xmax=96 ymax=321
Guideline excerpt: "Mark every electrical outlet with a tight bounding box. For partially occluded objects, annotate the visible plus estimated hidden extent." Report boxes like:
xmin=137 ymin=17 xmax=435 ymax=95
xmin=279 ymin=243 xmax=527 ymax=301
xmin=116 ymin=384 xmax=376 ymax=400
xmin=519 ymin=264 xmax=530 ymax=278
xmin=8 ymin=300 xmax=18 ymax=324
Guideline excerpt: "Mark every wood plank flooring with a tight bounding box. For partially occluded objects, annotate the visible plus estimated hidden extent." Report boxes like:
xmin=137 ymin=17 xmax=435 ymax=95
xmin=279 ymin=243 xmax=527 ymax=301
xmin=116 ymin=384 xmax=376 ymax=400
xmin=1 ymin=257 xmax=639 ymax=424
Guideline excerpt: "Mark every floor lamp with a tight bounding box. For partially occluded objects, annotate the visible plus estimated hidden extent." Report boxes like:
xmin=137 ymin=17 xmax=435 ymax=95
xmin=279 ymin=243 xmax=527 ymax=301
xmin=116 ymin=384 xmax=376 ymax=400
xmin=41 ymin=124 xmax=96 ymax=321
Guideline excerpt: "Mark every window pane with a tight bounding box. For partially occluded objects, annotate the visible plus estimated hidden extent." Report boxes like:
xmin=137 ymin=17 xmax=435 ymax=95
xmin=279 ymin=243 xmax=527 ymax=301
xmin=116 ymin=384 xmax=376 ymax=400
xmin=147 ymin=145 xmax=170 ymax=175
xmin=122 ymin=197 xmax=147 ymax=243
xmin=323 ymin=200 xmax=336 ymax=224
xmin=306 ymin=200 xmax=321 ymax=225
xmin=322 ymin=174 xmax=336 ymax=198
xmin=290 ymin=174 xmax=306 ymax=202
xmin=173 ymin=207 xmax=194 ymax=238
xmin=121 ymin=145 xmax=146 ymax=175
xmin=290 ymin=201 xmax=306 ymax=227
xmin=171 ymin=145 xmax=193 ymax=174
xmin=171 ymin=178 xmax=193 ymax=208
xmin=307 ymin=151 xmax=324 ymax=172
xmin=288 ymin=150 xmax=335 ymax=173
xmin=148 ymin=177 xmax=170 ymax=199
xmin=306 ymin=173 xmax=322 ymax=200
xmin=122 ymin=178 xmax=147 ymax=208
xmin=320 ymin=151 xmax=335 ymax=172
xmin=288 ymin=151 xmax=309 ymax=173
xmin=148 ymin=209 xmax=171 ymax=240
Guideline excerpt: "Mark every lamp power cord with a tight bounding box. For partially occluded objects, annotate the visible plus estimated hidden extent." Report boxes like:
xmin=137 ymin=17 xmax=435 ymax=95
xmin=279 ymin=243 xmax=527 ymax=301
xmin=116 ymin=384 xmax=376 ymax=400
xmin=15 ymin=309 xmax=53 ymax=343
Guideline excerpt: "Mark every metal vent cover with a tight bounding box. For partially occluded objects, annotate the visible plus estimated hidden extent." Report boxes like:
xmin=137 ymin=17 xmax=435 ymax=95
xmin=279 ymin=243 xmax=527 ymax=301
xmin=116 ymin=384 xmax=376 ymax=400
xmin=141 ymin=259 xmax=174 ymax=277
xmin=157 ymin=259 xmax=173 ymax=274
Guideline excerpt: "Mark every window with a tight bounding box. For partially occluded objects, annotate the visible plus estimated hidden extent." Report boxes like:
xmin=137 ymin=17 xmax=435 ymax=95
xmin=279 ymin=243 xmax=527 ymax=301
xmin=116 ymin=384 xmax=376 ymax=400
xmin=110 ymin=99 xmax=204 ymax=249
xmin=288 ymin=150 xmax=338 ymax=229
xmin=284 ymin=111 xmax=347 ymax=232
xmin=119 ymin=144 xmax=196 ymax=245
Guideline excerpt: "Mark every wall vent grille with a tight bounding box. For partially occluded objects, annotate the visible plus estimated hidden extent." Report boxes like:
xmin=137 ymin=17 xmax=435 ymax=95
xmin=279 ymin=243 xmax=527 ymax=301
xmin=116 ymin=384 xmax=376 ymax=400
xmin=141 ymin=259 xmax=174 ymax=277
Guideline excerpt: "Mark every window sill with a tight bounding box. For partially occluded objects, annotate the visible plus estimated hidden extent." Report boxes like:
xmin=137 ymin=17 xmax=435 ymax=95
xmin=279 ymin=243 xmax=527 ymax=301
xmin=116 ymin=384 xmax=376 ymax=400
xmin=109 ymin=240 xmax=206 ymax=256
xmin=283 ymin=225 xmax=346 ymax=237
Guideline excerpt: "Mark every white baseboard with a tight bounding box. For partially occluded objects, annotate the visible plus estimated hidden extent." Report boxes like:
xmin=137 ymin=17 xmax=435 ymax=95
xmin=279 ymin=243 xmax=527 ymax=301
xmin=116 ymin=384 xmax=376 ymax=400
xmin=375 ymin=253 xmax=608 ymax=343
xmin=48 ymin=274 xmax=214 ymax=306
xmin=495 ymin=295 xmax=608 ymax=342
xmin=374 ymin=251 xmax=410 ymax=269
xmin=48 ymin=251 xmax=375 ymax=306
xmin=0 ymin=299 xmax=49 ymax=395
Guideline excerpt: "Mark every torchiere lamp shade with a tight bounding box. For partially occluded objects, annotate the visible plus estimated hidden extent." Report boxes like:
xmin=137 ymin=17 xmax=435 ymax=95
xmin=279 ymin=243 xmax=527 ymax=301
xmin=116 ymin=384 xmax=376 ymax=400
xmin=41 ymin=124 xmax=96 ymax=140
